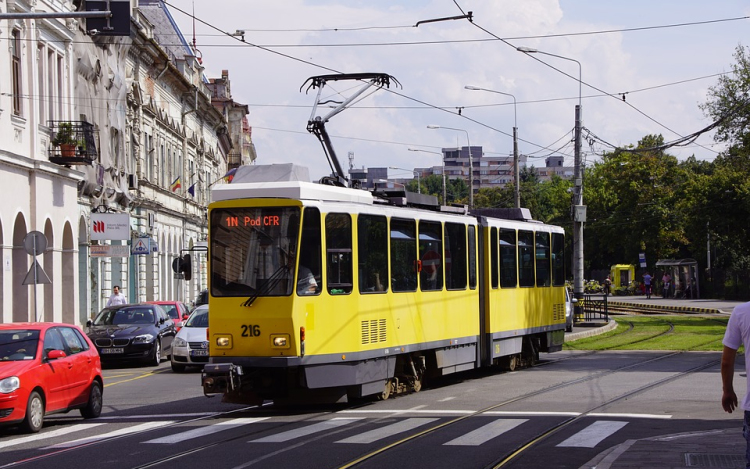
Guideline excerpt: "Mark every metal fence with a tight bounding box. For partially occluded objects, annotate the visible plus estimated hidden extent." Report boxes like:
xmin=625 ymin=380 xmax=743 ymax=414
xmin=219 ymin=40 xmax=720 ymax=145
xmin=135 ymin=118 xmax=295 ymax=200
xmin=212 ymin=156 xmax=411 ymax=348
xmin=577 ymin=294 xmax=609 ymax=323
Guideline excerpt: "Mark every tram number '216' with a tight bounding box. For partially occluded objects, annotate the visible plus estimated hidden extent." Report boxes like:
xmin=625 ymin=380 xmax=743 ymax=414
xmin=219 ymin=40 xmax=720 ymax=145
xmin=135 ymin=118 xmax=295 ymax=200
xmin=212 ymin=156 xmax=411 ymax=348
xmin=241 ymin=325 xmax=261 ymax=337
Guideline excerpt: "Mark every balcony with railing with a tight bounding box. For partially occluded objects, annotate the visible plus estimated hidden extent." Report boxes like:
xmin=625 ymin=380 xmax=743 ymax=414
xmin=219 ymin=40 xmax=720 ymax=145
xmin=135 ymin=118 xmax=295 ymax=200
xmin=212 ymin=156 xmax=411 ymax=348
xmin=48 ymin=121 xmax=99 ymax=165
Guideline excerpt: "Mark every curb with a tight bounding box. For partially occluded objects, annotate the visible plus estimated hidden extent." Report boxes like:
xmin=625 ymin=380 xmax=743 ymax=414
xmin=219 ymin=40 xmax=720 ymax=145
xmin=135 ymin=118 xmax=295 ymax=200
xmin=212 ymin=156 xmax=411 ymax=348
xmin=565 ymin=318 xmax=617 ymax=342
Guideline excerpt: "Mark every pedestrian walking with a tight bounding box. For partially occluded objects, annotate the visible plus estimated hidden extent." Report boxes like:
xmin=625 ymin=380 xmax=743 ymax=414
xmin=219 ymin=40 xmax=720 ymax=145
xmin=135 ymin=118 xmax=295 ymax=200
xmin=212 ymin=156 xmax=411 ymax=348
xmin=603 ymin=276 xmax=612 ymax=296
xmin=106 ymin=285 xmax=127 ymax=306
xmin=721 ymin=301 xmax=750 ymax=467
xmin=661 ymin=272 xmax=671 ymax=298
xmin=642 ymin=272 xmax=653 ymax=299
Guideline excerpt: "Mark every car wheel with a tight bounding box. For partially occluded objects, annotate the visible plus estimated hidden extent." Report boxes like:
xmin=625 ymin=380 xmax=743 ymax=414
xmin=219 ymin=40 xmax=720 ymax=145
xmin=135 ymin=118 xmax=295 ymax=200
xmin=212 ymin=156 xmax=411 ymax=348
xmin=21 ymin=391 xmax=44 ymax=433
xmin=80 ymin=381 xmax=103 ymax=419
xmin=566 ymin=322 xmax=573 ymax=333
xmin=150 ymin=339 xmax=161 ymax=367
xmin=170 ymin=360 xmax=186 ymax=373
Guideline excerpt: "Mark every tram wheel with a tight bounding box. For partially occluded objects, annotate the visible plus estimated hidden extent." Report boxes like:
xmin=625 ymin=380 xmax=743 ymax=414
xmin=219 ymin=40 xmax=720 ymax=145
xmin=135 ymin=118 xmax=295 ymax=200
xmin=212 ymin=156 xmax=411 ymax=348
xmin=507 ymin=355 xmax=518 ymax=371
xmin=378 ymin=379 xmax=392 ymax=400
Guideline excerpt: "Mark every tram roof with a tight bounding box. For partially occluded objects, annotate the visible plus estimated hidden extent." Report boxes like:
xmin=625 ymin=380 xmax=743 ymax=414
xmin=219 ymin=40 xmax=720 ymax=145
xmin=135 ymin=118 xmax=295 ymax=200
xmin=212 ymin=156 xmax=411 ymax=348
xmin=212 ymin=180 xmax=374 ymax=205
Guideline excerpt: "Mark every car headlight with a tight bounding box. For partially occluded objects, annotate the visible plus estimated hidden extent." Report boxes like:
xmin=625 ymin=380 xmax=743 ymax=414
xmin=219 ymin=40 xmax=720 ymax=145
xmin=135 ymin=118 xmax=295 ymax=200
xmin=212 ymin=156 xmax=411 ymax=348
xmin=0 ymin=376 xmax=20 ymax=394
xmin=174 ymin=337 xmax=187 ymax=348
xmin=132 ymin=334 xmax=155 ymax=344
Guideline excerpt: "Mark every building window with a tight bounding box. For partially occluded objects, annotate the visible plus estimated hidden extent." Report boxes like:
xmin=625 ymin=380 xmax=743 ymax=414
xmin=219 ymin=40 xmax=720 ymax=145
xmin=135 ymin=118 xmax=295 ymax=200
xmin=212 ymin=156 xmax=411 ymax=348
xmin=12 ymin=30 xmax=22 ymax=116
xmin=38 ymin=45 xmax=45 ymax=123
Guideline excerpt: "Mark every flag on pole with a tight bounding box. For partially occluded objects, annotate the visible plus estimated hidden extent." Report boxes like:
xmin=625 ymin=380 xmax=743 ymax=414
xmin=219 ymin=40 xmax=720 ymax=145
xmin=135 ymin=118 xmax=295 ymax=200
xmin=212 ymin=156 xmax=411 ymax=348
xmin=223 ymin=168 xmax=237 ymax=183
xmin=170 ymin=176 xmax=181 ymax=192
xmin=187 ymin=183 xmax=196 ymax=197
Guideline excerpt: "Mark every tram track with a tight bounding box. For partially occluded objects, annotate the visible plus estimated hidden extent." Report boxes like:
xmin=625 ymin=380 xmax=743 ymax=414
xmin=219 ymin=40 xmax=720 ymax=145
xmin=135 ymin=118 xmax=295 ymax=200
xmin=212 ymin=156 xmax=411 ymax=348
xmin=1 ymin=347 xmax=721 ymax=469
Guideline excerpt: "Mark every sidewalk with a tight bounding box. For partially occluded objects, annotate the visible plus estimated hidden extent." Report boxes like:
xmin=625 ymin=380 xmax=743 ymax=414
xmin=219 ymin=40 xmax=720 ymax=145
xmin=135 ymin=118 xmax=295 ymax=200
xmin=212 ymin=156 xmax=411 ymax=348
xmin=583 ymin=427 xmax=746 ymax=468
xmin=605 ymin=296 xmax=744 ymax=315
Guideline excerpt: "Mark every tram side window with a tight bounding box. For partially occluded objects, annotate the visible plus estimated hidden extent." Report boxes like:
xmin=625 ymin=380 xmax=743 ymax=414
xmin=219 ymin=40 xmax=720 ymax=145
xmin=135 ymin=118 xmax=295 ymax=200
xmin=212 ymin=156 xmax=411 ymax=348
xmin=390 ymin=218 xmax=417 ymax=292
xmin=490 ymin=227 xmax=498 ymax=289
xmin=552 ymin=233 xmax=565 ymax=286
xmin=358 ymin=215 xmax=388 ymax=293
xmin=444 ymin=222 xmax=467 ymax=290
xmin=419 ymin=220 xmax=443 ymax=291
xmin=500 ymin=229 xmax=517 ymax=288
xmin=326 ymin=213 xmax=352 ymax=295
xmin=469 ymin=225 xmax=477 ymax=289
xmin=518 ymin=230 xmax=535 ymax=287
xmin=297 ymin=207 xmax=322 ymax=296
xmin=535 ymin=231 xmax=551 ymax=287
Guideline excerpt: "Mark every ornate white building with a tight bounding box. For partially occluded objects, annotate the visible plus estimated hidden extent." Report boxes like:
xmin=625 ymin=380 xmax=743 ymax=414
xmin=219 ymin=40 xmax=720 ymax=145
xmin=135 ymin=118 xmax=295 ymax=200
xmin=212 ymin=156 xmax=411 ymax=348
xmin=0 ymin=0 xmax=251 ymax=325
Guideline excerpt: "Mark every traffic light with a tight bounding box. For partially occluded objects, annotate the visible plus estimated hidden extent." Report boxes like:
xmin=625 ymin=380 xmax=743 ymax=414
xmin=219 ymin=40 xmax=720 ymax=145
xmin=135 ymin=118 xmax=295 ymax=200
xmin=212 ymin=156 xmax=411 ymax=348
xmin=181 ymin=254 xmax=192 ymax=281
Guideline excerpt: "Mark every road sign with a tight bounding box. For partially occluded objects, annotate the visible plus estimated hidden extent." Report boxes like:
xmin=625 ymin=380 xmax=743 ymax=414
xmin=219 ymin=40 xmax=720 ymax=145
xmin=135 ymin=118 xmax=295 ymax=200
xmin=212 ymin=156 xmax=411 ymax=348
xmin=23 ymin=231 xmax=47 ymax=256
xmin=131 ymin=237 xmax=150 ymax=255
xmin=23 ymin=259 xmax=51 ymax=285
xmin=639 ymin=252 xmax=647 ymax=268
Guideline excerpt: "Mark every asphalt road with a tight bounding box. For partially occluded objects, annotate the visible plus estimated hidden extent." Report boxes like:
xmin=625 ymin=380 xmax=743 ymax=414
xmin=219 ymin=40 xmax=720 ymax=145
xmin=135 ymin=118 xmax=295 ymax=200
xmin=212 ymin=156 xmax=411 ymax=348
xmin=0 ymin=351 xmax=741 ymax=469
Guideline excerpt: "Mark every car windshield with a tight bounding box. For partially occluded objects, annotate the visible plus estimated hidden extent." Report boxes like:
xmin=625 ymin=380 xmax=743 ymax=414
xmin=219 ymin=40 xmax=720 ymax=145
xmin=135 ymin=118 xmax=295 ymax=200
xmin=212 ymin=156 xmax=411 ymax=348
xmin=161 ymin=305 xmax=179 ymax=320
xmin=185 ymin=309 xmax=208 ymax=328
xmin=0 ymin=330 xmax=39 ymax=361
xmin=94 ymin=306 xmax=156 ymax=325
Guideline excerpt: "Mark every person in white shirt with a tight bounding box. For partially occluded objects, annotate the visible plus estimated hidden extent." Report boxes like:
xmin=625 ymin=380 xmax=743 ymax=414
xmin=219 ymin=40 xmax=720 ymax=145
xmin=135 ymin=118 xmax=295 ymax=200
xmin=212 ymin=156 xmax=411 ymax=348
xmin=721 ymin=301 xmax=750 ymax=467
xmin=107 ymin=285 xmax=127 ymax=306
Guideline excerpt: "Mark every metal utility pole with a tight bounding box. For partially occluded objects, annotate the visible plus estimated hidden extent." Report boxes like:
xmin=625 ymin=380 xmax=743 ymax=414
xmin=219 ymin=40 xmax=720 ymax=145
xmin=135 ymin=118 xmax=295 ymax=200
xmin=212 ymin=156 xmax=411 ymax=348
xmin=517 ymin=46 xmax=585 ymax=315
xmin=427 ymin=125 xmax=473 ymax=208
xmin=464 ymin=86 xmax=520 ymax=208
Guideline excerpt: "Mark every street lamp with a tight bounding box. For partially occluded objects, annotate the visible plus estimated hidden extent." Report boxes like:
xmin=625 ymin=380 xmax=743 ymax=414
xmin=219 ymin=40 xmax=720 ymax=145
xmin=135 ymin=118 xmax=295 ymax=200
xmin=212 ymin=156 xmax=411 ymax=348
xmin=389 ymin=166 xmax=420 ymax=194
xmin=427 ymin=125 xmax=473 ymax=209
xmin=517 ymin=45 xmax=584 ymax=316
xmin=408 ymin=148 xmax=446 ymax=203
xmin=464 ymin=85 xmax=520 ymax=208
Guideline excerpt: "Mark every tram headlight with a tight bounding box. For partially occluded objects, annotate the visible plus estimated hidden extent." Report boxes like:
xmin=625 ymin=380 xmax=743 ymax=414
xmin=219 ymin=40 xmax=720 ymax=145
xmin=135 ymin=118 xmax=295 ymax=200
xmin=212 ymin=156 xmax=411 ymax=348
xmin=271 ymin=334 xmax=290 ymax=348
xmin=215 ymin=336 xmax=232 ymax=348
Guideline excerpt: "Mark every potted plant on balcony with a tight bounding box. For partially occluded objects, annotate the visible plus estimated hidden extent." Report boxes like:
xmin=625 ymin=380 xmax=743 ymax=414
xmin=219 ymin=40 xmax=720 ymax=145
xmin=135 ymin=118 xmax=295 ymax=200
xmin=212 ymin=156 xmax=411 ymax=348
xmin=52 ymin=122 xmax=77 ymax=157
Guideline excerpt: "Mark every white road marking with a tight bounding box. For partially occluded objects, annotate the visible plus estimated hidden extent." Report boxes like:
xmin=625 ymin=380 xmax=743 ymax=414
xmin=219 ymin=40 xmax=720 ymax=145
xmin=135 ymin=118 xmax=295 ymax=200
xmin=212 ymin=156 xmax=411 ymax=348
xmin=335 ymin=418 xmax=438 ymax=444
xmin=43 ymin=421 xmax=175 ymax=449
xmin=250 ymin=418 xmax=363 ymax=443
xmin=444 ymin=419 xmax=527 ymax=446
xmin=144 ymin=418 xmax=268 ymax=444
xmin=0 ymin=424 xmax=104 ymax=450
xmin=557 ymin=420 xmax=629 ymax=448
xmin=438 ymin=397 xmax=456 ymax=402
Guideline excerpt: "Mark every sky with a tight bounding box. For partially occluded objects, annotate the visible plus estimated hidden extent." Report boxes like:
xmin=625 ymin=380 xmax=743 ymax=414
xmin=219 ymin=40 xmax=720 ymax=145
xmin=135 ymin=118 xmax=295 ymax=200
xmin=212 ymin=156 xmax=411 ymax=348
xmin=167 ymin=0 xmax=750 ymax=182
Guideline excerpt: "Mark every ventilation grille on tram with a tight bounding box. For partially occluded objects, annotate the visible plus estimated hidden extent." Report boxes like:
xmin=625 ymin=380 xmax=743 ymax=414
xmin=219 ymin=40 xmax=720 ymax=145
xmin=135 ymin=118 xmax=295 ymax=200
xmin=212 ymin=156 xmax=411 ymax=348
xmin=361 ymin=319 xmax=387 ymax=344
xmin=553 ymin=304 xmax=565 ymax=321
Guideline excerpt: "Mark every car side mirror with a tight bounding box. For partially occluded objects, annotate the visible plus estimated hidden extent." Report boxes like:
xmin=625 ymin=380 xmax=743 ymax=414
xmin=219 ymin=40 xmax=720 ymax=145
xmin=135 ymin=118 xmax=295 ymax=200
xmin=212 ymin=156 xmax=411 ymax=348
xmin=571 ymin=298 xmax=578 ymax=304
xmin=176 ymin=321 xmax=183 ymax=329
xmin=47 ymin=349 xmax=66 ymax=360
xmin=86 ymin=320 xmax=92 ymax=327
xmin=159 ymin=317 xmax=165 ymax=325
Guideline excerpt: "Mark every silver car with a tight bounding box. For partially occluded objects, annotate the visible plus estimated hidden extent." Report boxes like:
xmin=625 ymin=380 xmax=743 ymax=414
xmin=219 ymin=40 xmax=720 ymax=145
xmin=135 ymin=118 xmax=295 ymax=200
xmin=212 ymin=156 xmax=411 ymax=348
xmin=170 ymin=304 xmax=208 ymax=372
xmin=565 ymin=288 xmax=577 ymax=332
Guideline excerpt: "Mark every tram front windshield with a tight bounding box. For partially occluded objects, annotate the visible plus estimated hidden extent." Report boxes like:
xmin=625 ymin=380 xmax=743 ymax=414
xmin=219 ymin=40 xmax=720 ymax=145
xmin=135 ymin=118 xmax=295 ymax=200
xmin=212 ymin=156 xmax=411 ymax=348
xmin=210 ymin=207 xmax=301 ymax=297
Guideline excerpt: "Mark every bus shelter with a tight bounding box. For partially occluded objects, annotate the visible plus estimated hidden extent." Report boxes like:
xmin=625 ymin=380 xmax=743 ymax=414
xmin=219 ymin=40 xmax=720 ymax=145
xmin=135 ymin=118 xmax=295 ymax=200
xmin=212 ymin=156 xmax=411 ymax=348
xmin=655 ymin=259 xmax=699 ymax=299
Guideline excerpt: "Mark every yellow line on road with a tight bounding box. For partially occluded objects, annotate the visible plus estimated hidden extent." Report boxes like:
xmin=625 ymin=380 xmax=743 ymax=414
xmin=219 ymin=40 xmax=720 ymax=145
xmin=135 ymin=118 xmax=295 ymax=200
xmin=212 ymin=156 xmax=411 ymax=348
xmin=103 ymin=369 xmax=170 ymax=387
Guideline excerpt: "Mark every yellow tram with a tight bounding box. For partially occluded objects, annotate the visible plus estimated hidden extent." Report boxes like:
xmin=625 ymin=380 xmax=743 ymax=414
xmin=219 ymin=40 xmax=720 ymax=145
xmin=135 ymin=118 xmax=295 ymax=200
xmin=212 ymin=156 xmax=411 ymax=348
xmin=201 ymin=164 xmax=566 ymax=404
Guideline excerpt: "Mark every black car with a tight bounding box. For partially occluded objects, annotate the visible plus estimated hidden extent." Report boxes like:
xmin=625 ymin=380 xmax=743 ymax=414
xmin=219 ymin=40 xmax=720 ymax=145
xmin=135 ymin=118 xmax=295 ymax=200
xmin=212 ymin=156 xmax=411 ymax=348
xmin=86 ymin=303 xmax=176 ymax=366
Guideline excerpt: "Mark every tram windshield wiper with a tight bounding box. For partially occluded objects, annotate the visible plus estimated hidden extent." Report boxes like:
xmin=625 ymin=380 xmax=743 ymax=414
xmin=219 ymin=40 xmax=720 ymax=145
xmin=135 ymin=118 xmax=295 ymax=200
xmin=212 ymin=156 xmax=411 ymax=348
xmin=241 ymin=265 xmax=290 ymax=307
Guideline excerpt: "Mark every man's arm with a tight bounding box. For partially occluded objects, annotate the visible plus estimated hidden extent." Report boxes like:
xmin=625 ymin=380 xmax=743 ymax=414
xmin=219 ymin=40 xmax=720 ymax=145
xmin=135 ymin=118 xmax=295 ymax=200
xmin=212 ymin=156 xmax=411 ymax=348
xmin=721 ymin=345 xmax=739 ymax=413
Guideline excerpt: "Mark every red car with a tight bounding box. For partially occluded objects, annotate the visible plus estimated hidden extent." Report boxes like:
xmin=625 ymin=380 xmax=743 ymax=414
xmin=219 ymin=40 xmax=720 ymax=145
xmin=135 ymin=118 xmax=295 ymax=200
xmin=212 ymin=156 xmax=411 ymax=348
xmin=0 ymin=323 xmax=103 ymax=433
xmin=146 ymin=301 xmax=190 ymax=331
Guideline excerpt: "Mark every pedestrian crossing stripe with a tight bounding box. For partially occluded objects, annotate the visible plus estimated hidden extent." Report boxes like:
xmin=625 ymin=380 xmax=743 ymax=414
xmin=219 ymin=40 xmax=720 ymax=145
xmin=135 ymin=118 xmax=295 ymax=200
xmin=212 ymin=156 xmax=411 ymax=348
xmin=556 ymin=420 xmax=629 ymax=448
xmin=145 ymin=418 xmax=269 ymax=444
xmin=250 ymin=417 xmax=363 ymax=443
xmin=44 ymin=421 xmax=175 ymax=449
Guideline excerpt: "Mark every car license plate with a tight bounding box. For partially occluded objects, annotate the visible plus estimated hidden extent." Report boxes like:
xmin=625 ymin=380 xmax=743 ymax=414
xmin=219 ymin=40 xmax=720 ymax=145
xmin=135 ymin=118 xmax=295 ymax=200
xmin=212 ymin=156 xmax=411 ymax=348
xmin=100 ymin=348 xmax=124 ymax=354
xmin=190 ymin=350 xmax=209 ymax=357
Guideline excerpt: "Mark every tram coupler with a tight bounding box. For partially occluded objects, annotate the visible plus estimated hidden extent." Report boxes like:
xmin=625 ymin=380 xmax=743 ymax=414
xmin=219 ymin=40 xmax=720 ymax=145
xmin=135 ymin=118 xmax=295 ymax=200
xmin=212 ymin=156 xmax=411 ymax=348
xmin=202 ymin=363 xmax=243 ymax=396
